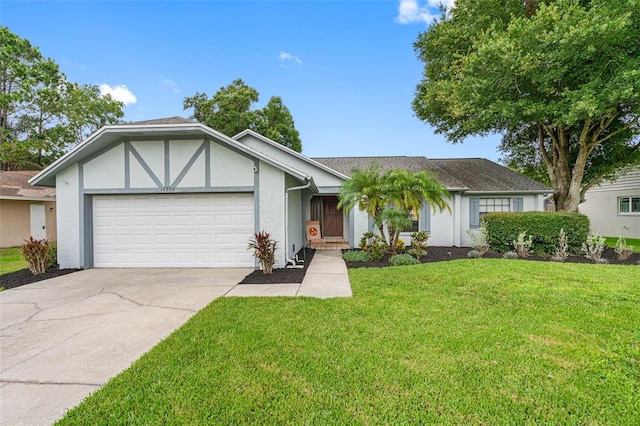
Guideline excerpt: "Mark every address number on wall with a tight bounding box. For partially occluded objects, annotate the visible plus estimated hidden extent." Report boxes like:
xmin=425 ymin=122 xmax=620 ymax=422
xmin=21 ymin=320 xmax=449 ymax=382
xmin=161 ymin=186 xmax=176 ymax=192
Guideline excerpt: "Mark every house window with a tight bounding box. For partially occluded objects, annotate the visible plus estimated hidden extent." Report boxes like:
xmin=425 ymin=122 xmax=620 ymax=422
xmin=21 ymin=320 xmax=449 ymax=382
xmin=479 ymin=198 xmax=511 ymax=220
xmin=619 ymin=196 xmax=640 ymax=214
xmin=407 ymin=209 xmax=419 ymax=233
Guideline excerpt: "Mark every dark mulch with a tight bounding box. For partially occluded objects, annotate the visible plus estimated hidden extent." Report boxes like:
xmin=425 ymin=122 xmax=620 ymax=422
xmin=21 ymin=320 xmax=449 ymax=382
xmin=239 ymin=248 xmax=316 ymax=284
xmin=345 ymin=246 xmax=640 ymax=269
xmin=0 ymin=268 xmax=81 ymax=290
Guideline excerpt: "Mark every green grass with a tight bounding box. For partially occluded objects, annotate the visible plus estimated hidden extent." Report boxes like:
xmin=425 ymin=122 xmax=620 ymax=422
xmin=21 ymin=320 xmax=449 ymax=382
xmin=0 ymin=246 xmax=27 ymax=275
xmin=59 ymin=260 xmax=640 ymax=425
xmin=605 ymin=236 xmax=640 ymax=252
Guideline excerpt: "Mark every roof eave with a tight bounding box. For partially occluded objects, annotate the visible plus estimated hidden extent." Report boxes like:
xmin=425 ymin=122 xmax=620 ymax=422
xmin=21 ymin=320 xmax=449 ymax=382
xmin=233 ymin=130 xmax=349 ymax=181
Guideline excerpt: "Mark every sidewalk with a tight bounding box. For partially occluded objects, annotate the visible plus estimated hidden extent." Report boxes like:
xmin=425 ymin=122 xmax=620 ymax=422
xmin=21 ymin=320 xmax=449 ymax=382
xmin=225 ymin=250 xmax=352 ymax=298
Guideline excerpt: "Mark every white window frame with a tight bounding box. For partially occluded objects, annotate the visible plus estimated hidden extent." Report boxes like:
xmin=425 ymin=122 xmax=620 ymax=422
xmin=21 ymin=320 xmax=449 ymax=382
xmin=479 ymin=197 xmax=511 ymax=221
xmin=618 ymin=196 xmax=640 ymax=215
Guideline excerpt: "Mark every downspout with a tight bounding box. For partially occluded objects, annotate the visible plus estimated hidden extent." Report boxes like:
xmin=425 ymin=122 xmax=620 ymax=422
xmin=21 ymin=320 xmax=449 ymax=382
xmin=285 ymin=178 xmax=312 ymax=268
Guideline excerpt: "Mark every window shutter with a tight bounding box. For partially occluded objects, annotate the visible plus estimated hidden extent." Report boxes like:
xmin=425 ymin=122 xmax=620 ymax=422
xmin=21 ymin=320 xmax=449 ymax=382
xmin=421 ymin=202 xmax=431 ymax=233
xmin=469 ymin=197 xmax=480 ymax=228
xmin=513 ymin=197 xmax=523 ymax=212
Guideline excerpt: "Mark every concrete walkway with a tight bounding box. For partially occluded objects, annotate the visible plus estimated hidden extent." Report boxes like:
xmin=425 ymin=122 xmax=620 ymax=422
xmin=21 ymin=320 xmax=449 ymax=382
xmin=225 ymin=250 xmax=352 ymax=298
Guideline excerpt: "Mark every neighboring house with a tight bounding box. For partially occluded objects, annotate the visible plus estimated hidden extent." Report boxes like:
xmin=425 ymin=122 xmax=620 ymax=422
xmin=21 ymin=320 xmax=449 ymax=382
xmin=579 ymin=167 xmax=640 ymax=239
xmin=30 ymin=117 xmax=551 ymax=269
xmin=1 ymin=171 xmax=57 ymax=248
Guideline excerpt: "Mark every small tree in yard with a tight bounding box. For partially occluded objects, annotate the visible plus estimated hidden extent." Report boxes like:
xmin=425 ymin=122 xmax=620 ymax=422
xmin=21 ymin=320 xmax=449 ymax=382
xmin=248 ymin=231 xmax=277 ymax=274
xmin=22 ymin=237 xmax=49 ymax=275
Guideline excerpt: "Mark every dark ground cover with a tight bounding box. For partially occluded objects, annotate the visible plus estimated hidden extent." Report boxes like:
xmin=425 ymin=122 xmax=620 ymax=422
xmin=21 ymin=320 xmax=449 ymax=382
xmin=345 ymin=246 xmax=640 ymax=269
xmin=238 ymin=248 xmax=315 ymax=284
xmin=0 ymin=268 xmax=80 ymax=290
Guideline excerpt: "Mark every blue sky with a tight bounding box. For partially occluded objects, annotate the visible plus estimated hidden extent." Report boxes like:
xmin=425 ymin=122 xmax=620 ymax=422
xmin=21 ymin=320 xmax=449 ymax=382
xmin=1 ymin=0 xmax=501 ymax=161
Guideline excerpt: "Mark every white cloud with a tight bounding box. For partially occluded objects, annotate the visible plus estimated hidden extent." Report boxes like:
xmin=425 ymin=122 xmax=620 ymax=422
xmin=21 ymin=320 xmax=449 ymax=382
xmin=395 ymin=0 xmax=455 ymax=25
xmin=99 ymin=84 xmax=137 ymax=106
xmin=279 ymin=51 xmax=302 ymax=65
xmin=162 ymin=78 xmax=180 ymax=93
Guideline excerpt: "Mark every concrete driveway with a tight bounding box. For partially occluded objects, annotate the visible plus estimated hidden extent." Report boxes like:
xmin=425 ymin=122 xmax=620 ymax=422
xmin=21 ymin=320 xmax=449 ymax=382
xmin=0 ymin=267 xmax=250 ymax=426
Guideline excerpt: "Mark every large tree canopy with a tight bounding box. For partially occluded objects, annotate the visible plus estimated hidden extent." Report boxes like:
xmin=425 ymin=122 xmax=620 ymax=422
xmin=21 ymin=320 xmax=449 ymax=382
xmin=0 ymin=27 xmax=124 ymax=170
xmin=184 ymin=79 xmax=302 ymax=152
xmin=413 ymin=0 xmax=640 ymax=212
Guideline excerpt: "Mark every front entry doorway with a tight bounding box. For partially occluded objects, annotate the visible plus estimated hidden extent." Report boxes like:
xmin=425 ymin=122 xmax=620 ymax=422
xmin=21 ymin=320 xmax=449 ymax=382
xmin=310 ymin=196 xmax=343 ymax=238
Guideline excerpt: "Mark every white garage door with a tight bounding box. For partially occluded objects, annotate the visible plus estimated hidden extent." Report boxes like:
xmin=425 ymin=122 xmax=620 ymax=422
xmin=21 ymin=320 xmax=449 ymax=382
xmin=93 ymin=193 xmax=254 ymax=267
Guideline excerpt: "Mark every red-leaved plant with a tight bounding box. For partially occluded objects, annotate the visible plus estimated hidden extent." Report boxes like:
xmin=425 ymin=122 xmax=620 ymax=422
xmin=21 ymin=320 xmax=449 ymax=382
xmin=22 ymin=237 xmax=49 ymax=275
xmin=248 ymin=231 xmax=278 ymax=274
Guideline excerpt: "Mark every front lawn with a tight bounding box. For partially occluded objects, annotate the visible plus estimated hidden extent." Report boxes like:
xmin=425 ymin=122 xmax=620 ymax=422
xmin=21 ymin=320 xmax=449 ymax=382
xmin=605 ymin=236 xmax=640 ymax=252
xmin=0 ymin=246 xmax=27 ymax=275
xmin=59 ymin=260 xmax=640 ymax=425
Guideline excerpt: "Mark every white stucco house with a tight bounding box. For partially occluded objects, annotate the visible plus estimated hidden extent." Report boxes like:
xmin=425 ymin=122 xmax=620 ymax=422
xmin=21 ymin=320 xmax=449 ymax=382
xmin=579 ymin=167 xmax=640 ymax=238
xmin=30 ymin=117 xmax=551 ymax=269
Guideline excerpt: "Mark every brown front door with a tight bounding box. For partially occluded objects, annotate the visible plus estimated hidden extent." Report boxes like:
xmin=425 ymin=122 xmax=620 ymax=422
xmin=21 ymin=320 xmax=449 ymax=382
xmin=322 ymin=196 xmax=343 ymax=237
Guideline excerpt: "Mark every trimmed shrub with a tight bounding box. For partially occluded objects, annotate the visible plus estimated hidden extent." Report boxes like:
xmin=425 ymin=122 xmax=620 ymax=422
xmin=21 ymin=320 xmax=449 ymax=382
xmin=359 ymin=232 xmax=386 ymax=261
xmin=46 ymin=240 xmax=58 ymax=269
xmin=396 ymin=238 xmax=406 ymax=252
xmin=407 ymin=248 xmax=427 ymax=259
xmin=410 ymin=231 xmax=429 ymax=252
xmin=22 ymin=237 xmax=49 ymax=275
xmin=484 ymin=212 xmax=589 ymax=254
xmin=389 ymin=253 xmax=420 ymax=266
xmin=342 ymin=250 xmax=371 ymax=262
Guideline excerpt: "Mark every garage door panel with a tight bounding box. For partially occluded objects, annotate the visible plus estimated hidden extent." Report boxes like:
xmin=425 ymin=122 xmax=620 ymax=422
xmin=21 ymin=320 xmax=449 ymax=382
xmin=93 ymin=193 xmax=254 ymax=267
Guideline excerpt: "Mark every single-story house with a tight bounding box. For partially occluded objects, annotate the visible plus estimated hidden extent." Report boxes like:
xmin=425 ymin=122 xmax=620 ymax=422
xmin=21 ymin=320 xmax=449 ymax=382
xmin=1 ymin=171 xmax=57 ymax=248
xmin=30 ymin=117 xmax=551 ymax=269
xmin=579 ymin=167 xmax=640 ymax=239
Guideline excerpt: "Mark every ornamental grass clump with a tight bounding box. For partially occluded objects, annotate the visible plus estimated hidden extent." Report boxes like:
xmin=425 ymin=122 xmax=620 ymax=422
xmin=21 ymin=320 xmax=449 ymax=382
xmin=513 ymin=231 xmax=533 ymax=258
xmin=582 ymin=233 xmax=606 ymax=263
xmin=466 ymin=224 xmax=489 ymax=257
xmin=503 ymin=251 xmax=518 ymax=259
xmin=551 ymin=228 xmax=569 ymax=262
xmin=342 ymin=250 xmax=371 ymax=263
xmin=389 ymin=253 xmax=420 ymax=266
xmin=248 ymin=231 xmax=277 ymax=274
xmin=22 ymin=237 xmax=49 ymax=275
xmin=614 ymin=236 xmax=634 ymax=260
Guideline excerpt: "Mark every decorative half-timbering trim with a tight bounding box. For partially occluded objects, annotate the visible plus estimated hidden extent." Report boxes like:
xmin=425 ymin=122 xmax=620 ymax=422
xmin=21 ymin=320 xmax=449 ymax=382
xmin=164 ymin=140 xmax=170 ymax=187
xmin=171 ymin=140 xmax=207 ymax=188
xmin=128 ymin=143 xmax=163 ymax=188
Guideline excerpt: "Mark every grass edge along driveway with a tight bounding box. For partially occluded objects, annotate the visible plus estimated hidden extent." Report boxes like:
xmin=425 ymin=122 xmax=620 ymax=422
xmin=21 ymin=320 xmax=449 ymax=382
xmin=58 ymin=259 xmax=639 ymax=425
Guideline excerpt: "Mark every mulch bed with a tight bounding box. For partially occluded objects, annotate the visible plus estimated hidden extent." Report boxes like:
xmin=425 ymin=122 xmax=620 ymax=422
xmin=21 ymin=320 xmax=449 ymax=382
xmin=0 ymin=268 xmax=80 ymax=290
xmin=239 ymin=248 xmax=316 ymax=284
xmin=345 ymin=246 xmax=640 ymax=269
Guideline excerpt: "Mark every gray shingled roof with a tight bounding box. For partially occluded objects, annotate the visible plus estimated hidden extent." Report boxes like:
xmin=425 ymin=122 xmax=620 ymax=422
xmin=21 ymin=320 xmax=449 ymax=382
xmin=0 ymin=171 xmax=56 ymax=199
xmin=125 ymin=116 xmax=195 ymax=125
xmin=313 ymin=156 xmax=550 ymax=193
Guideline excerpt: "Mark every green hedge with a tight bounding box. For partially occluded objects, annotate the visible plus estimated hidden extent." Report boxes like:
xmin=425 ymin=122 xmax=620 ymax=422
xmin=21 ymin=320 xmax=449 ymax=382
xmin=484 ymin=212 xmax=590 ymax=254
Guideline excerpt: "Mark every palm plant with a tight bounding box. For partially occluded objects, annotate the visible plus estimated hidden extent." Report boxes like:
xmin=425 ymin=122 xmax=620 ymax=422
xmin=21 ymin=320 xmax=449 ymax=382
xmin=338 ymin=165 xmax=451 ymax=254
xmin=337 ymin=164 xmax=388 ymax=245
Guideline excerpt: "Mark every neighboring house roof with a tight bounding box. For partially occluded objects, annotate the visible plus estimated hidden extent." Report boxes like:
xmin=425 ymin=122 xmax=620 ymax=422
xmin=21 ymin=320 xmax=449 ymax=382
xmin=0 ymin=171 xmax=56 ymax=201
xmin=314 ymin=157 xmax=551 ymax=193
